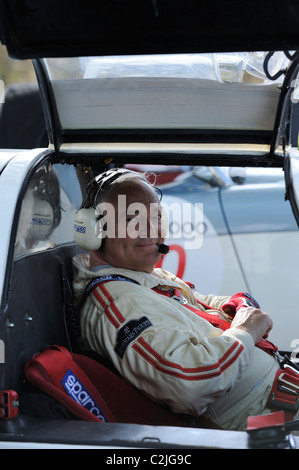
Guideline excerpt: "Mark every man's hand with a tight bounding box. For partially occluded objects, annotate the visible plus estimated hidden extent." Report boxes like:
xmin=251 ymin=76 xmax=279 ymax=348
xmin=230 ymin=307 xmax=273 ymax=345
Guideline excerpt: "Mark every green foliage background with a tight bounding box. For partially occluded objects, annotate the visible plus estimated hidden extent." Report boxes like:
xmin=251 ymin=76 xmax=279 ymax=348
xmin=0 ymin=43 xmax=36 ymax=86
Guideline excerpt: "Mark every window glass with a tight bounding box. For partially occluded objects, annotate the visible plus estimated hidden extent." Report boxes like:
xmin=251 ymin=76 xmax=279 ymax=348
xmin=14 ymin=161 xmax=82 ymax=258
xmin=44 ymin=52 xmax=290 ymax=133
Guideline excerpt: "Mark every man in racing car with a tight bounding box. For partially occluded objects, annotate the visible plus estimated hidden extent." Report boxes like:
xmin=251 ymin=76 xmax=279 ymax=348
xmin=72 ymin=168 xmax=298 ymax=430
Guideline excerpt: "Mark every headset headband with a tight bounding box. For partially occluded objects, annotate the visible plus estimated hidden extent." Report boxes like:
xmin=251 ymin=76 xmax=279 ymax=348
xmin=84 ymin=168 xmax=133 ymax=209
xmin=95 ymin=168 xmax=131 ymax=189
xmin=84 ymin=168 xmax=163 ymax=209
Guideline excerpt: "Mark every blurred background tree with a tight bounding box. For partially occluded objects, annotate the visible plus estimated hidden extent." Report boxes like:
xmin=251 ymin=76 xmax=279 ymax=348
xmin=0 ymin=43 xmax=36 ymax=85
xmin=0 ymin=43 xmax=47 ymax=148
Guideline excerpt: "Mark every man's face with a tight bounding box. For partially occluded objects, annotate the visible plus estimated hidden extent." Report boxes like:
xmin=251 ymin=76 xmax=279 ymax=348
xmin=97 ymin=179 xmax=165 ymax=273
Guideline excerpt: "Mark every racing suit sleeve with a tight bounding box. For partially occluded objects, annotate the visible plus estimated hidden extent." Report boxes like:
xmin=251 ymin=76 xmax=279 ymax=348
xmin=193 ymin=292 xmax=232 ymax=310
xmin=80 ymin=281 xmax=255 ymax=418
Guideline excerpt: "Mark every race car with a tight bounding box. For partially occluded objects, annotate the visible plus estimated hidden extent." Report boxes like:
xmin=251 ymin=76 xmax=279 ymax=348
xmin=1 ymin=0 xmax=299 ymax=450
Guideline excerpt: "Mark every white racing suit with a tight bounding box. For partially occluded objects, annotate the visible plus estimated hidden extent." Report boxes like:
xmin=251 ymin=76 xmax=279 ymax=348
xmin=72 ymin=254 xmax=280 ymax=430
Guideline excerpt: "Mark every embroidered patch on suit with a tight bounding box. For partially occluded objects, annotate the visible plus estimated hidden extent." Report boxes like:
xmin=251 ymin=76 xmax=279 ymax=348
xmin=115 ymin=317 xmax=152 ymax=358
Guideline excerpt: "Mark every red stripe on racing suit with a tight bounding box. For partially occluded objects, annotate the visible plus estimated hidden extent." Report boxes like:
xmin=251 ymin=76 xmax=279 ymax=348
xmin=133 ymin=336 xmax=244 ymax=381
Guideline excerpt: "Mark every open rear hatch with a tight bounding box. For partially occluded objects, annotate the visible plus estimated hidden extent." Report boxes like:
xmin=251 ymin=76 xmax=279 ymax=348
xmin=1 ymin=1 xmax=299 ymax=168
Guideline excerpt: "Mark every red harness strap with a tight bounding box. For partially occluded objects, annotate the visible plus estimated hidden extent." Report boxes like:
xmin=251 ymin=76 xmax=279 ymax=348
xmin=153 ymin=286 xmax=232 ymax=330
xmin=85 ymin=277 xmax=277 ymax=355
xmin=152 ymin=286 xmax=278 ymax=356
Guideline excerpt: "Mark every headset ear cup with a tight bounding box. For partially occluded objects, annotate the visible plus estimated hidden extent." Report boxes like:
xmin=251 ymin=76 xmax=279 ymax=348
xmin=74 ymin=207 xmax=102 ymax=250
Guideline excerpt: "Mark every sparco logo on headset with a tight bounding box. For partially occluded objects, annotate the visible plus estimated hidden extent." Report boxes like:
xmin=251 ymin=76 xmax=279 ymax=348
xmin=62 ymin=369 xmax=107 ymax=421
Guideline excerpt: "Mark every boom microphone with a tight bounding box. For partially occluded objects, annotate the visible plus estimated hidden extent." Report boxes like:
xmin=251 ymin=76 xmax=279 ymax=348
xmin=158 ymin=243 xmax=169 ymax=255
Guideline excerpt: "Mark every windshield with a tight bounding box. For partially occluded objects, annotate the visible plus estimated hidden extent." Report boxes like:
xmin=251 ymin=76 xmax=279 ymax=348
xmin=43 ymin=51 xmax=292 ymax=133
xmin=45 ymin=52 xmax=291 ymax=83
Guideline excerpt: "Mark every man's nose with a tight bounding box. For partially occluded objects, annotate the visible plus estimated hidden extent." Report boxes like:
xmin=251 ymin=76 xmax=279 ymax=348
xmin=148 ymin=216 xmax=159 ymax=237
xmin=137 ymin=215 xmax=160 ymax=238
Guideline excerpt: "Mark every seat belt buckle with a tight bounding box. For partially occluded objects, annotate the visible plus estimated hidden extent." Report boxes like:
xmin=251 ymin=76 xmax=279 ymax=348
xmin=274 ymin=351 xmax=299 ymax=373
xmin=0 ymin=390 xmax=19 ymax=419
xmin=171 ymin=288 xmax=188 ymax=305
xmin=267 ymin=394 xmax=299 ymax=415
xmin=267 ymin=371 xmax=299 ymax=416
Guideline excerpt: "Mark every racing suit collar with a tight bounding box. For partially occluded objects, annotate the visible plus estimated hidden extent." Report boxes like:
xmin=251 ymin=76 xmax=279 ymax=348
xmin=72 ymin=253 xmax=185 ymax=293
